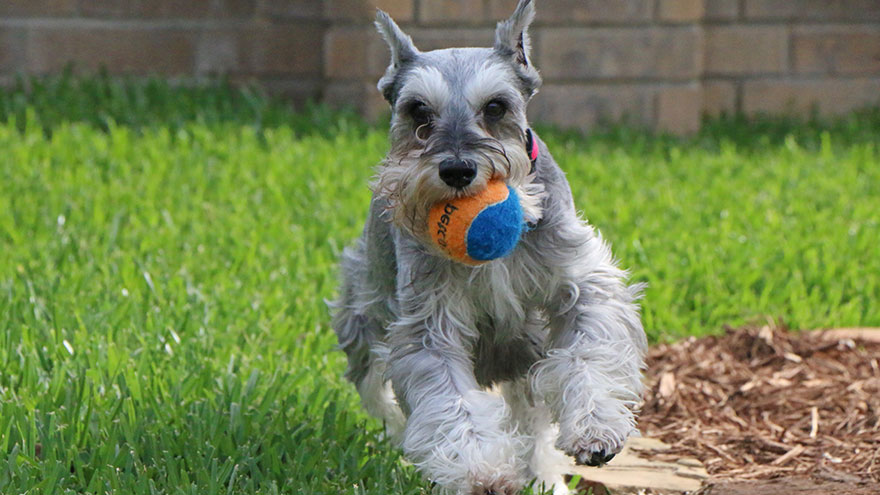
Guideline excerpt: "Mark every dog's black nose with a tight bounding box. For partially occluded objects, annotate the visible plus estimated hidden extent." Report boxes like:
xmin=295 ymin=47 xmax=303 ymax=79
xmin=438 ymin=158 xmax=476 ymax=188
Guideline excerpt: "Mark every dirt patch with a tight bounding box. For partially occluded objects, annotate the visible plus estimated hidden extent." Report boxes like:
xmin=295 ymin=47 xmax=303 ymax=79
xmin=639 ymin=322 xmax=880 ymax=487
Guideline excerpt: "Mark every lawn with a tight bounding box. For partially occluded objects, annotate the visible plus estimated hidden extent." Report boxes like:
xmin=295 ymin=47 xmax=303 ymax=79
xmin=1 ymin=75 xmax=878 ymax=494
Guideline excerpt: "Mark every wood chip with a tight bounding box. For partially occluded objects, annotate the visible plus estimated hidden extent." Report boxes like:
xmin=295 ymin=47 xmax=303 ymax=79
xmin=771 ymin=445 xmax=806 ymax=466
xmin=783 ymin=352 xmax=803 ymax=363
xmin=809 ymin=407 xmax=819 ymax=438
xmin=659 ymin=372 xmax=676 ymax=398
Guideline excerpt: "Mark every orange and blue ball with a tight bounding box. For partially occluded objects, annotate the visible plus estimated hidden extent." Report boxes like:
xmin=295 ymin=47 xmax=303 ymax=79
xmin=428 ymin=179 xmax=524 ymax=265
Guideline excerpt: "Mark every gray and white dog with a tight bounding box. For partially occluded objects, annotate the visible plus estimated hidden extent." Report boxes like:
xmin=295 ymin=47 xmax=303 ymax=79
xmin=329 ymin=1 xmax=646 ymax=493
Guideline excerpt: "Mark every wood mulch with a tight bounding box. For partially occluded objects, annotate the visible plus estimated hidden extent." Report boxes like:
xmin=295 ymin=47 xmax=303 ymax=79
xmin=639 ymin=322 xmax=880 ymax=486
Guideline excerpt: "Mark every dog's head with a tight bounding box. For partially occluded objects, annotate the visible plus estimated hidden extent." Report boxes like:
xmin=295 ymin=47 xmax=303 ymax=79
xmin=372 ymin=0 xmax=544 ymax=239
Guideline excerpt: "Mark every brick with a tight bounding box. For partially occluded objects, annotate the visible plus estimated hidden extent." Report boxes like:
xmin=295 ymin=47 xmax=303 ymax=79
xmin=26 ymin=27 xmax=196 ymax=74
xmin=186 ymin=0 xmax=257 ymax=18
xmin=491 ymin=0 xmax=656 ymax=24
xmin=530 ymin=84 xmax=655 ymax=131
xmin=261 ymin=0 xmax=324 ymax=19
xmin=704 ymin=0 xmax=738 ymax=20
xmin=521 ymin=0 xmax=655 ymax=24
xmin=538 ymin=27 xmax=702 ymax=80
xmin=656 ymin=85 xmax=702 ymax=134
xmin=792 ymin=26 xmax=880 ymax=75
xmin=0 ymin=27 xmax=28 ymax=73
xmin=702 ymin=80 xmax=737 ymax=117
xmin=0 ymin=0 xmax=76 ymax=16
xmin=744 ymin=0 xmax=880 ymax=21
xmin=213 ymin=0 xmax=258 ymax=17
xmin=409 ymin=28 xmax=495 ymax=51
xmin=742 ymin=78 xmax=880 ymax=117
xmin=77 ymin=0 xmax=256 ymax=18
xmin=195 ymin=23 xmax=324 ymax=77
xmin=325 ymin=26 xmax=387 ymax=79
xmin=328 ymin=27 xmax=495 ymax=68
xmin=324 ymin=0 xmax=414 ymax=22
xmin=547 ymin=0 xmax=653 ymax=24
xmin=324 ymin=81 xmax=389 ymax=121
xmin=76 ymin=0 xmax=127 ymax=16
xmin=195 ymin=29 xmax=241 ymax=75
xmin=418 ymin=0 xmax=486 ymax=25
xmin=487 ymin=0 xmax=519 ymax=20
xmin=704 ymin=25 xmax=787 ymax=76
xmin=238 ymin=24 xmax=324 ymax=76
xmin=658 ymin=0 xmax=705 ymax=23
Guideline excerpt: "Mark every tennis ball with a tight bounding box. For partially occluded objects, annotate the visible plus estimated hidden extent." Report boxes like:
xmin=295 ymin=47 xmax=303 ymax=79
xmin=428 ymin=179 xmax=524 ymax=266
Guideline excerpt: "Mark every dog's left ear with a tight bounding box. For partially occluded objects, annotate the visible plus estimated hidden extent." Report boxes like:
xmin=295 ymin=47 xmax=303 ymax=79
xmin=494 ymin=0 xmax=541 ymax=96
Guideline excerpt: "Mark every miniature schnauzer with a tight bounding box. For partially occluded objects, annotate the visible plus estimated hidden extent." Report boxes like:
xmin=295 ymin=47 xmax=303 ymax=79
xmin=329 ymin=1 xmax=647 ymax=493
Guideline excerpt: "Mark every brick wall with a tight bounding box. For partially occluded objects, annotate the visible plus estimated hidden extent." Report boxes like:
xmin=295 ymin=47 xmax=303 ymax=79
xmin=2 ymin=0 xmax=879 ymax=133
xmin=704 ymin=0 xmax=880 ymax=123
xmin=0 ymin=0 xmax=326 ymax=106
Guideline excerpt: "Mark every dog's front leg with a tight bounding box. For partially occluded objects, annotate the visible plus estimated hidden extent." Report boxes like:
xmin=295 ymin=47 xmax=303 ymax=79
xmin=531 ymin=221 xmax=647 ymax=467
xmin=388 ymin=323 xmax=526 ymax=494
xmin=387 ymin=280 xmax=525 ymax=494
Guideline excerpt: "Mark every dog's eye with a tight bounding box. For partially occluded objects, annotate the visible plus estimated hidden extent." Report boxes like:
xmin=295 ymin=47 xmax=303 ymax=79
xmin=483 ymin=100 xmax=507 ymax=122
xmin=409 ymin=101 xmax=433 ymax=131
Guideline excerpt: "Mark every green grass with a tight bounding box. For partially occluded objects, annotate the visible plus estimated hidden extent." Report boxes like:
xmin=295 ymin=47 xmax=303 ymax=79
xmin=1 ymin=74 xmax=878 ymax=494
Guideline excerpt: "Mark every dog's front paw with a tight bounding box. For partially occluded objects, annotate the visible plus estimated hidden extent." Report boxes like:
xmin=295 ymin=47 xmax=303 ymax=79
xmin=554 ymin=401 xmax=637 ymax=468
xmin=555 ymin=421 xmax=631 ymax=468
xmin=556 ymin=436 xmax=624 ymax=467
xmin=569 ymin=445 xmax=618 ymax=467
xmin=470 ymin=478 xmax=521 ymax=495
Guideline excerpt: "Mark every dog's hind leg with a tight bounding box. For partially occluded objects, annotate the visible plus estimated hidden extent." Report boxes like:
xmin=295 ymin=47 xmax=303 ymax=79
xmin=356 ymin=346 xmax=406 ymax=440
xmin=333 ymin=302 xmax=405 ymax=439
xmin=330 ymin=200 xmax=406 ymax=439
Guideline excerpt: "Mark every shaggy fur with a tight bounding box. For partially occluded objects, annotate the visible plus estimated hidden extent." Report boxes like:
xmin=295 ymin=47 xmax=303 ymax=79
xmin=329 ymin=2 xmax=647 ymax=493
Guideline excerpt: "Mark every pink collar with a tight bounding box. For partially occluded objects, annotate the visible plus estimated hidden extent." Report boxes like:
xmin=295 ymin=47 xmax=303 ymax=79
xmin=526 ymin=128 xmax=539 ymax=173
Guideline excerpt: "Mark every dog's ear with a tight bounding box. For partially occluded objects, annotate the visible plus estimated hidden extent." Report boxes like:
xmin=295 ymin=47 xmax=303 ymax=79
xmin=494 ymin=0 xmax=535 ymax=68
xmin=375 ymin=10 xmax=419 ymax=103
xmin=494 ymin=0 xmax=541 ymax=96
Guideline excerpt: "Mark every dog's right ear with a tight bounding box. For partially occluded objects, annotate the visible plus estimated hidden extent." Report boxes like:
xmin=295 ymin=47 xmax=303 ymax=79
xmin=375 ymin=10 xmax=419 ymax=103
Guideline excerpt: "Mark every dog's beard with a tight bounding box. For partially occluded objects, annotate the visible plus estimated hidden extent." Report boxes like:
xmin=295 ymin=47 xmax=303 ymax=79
xmin=372 ymin=133 xmax=544 ymax=241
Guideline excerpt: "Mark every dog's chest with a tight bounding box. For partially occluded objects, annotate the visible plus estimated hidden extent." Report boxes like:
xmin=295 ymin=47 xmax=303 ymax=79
xmin=462 ymin=253 xmax=548 ymax=332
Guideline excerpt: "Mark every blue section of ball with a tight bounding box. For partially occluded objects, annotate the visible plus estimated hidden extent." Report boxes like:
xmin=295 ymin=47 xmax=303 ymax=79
xmin=466 ymin=185 xmax=524 ymax=261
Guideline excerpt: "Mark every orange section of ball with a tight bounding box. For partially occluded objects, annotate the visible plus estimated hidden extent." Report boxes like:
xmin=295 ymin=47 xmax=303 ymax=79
xmin=427 ymin=179 xmax=509 ymax=265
